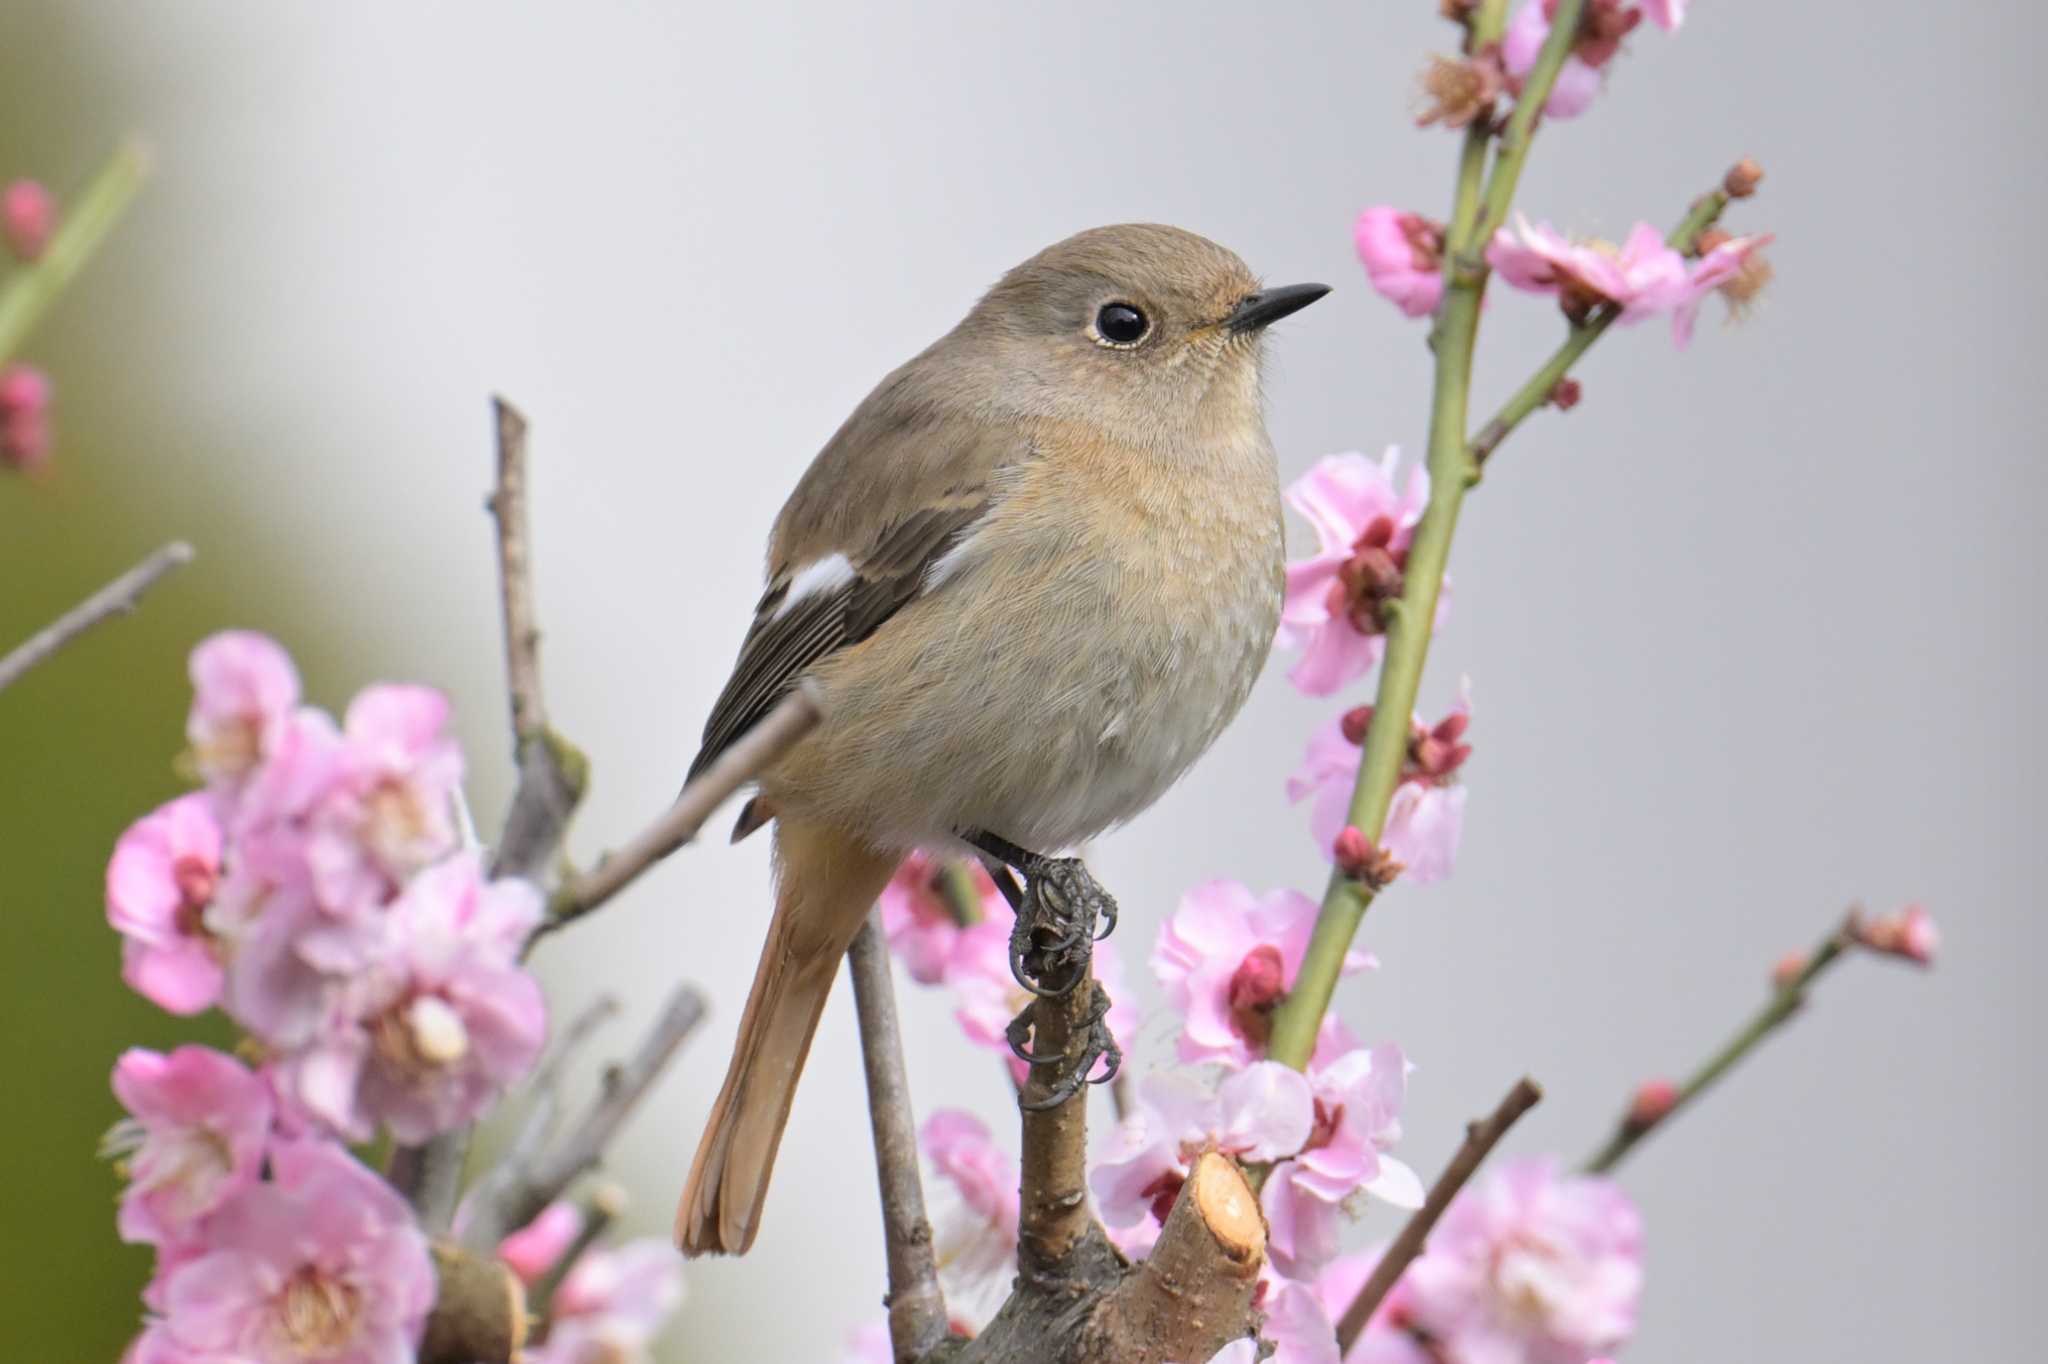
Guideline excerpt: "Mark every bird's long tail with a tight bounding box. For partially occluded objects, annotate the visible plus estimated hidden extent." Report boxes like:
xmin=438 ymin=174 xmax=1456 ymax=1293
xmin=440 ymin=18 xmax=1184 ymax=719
xmin=676 ymin=816 xmax=897 ymax=1256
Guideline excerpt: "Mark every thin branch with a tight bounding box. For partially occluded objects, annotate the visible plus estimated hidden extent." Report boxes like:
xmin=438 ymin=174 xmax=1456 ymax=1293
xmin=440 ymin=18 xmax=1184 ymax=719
xmin=504 ymin=982 xmax=707 ymax=1228
xmin=847 ymin=913 xmax=949 ymax=1363
xmin=1016 ymin=967 xmax=1099 ymax=1274
xmin=0 ymin=140 xmax=148 ymax=363
xmin=0 ymin=541 xmax=193 ymax=694
xmin=1583 ymin=912 xmax=1857 ymax=1174
xmin=458 ymin=993 xmax=623 ymax=1250
xmin=537 ymin=685 xmax=823 ymax=941
xmin=1335 ymin=1077 xmax=1543 ymax=1352
xmin=386 ymin=1139 xmax=469 ymax=1235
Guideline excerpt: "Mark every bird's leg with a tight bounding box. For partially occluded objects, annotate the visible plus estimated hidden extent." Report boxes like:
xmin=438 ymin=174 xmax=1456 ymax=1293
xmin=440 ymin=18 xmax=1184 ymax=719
xmin=961 ymin=830 xmax=1120 ymax=998
xmin=1012 ymin=982 xmax=1121 ymax=1112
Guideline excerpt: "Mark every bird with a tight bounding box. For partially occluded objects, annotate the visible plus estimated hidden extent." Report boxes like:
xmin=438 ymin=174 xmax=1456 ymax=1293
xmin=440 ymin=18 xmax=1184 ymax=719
xmin=675 ymin=223 xmax=1328 ymax=1256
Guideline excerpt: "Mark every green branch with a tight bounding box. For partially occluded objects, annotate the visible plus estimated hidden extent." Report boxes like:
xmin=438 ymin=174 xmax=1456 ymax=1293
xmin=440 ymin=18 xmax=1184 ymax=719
xmin=1265 ymin=2 xmax=1588 ymax=1072
xmin=0 ymin=142 xmax=148 ymax=364
xmin=1582 ymin=915 xmax=1856 ymax=1174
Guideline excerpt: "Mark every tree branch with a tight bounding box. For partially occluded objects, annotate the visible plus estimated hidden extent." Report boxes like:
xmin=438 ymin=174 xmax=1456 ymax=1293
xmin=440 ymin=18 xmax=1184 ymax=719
xmin=1015 ymin=966 xmax=1101 ymax=1274
xmin=1335 ymin=1076 xmax=1542 ymax=1352
xmin=1582 ymin=912 xmax=1857 ymax=1174
xmin=1092 ymin=1152 xmax=1265 ymax=1364
xmin=419 ymin=1240 xmax=528 ymax=1364
xmin=848 ymin=913 xmax=950 ymax=1363
xmin=0 ymin=140 xmax=148 ymax=364
xmin=0 ymin=541 xmax=193 ymax=694
xmin=536 ymin=684 xmax=823 ymax=942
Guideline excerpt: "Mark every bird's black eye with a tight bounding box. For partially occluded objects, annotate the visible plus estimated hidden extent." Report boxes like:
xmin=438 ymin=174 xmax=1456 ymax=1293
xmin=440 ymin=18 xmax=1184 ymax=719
xmin=1093 ymin=302 xmax=1149 ymax=347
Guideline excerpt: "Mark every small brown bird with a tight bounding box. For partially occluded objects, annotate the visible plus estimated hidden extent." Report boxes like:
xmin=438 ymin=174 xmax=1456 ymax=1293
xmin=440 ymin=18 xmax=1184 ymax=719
xmin=676 ymin=224 xmax=1328 ymax=1255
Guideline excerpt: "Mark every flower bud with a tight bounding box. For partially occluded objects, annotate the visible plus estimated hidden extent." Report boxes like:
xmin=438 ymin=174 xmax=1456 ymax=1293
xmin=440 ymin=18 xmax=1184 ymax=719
xmin=1723 ymin=158 xmax=1765 ymax=199
xmin=1341 ymin=705 xmax=1376 ymax=746
xmin=1770 ymin=951 xmax=1808 ymax=990
xmin=1625 ymin=1077 xmax=1678 ymax=1131
xmin=2 ymin=180 xmax=54 ymax=260
xmin=0 ymin=363 xmax=53 ymax=472
xmin=1548 ymin=376 xmax=1583 ymax=411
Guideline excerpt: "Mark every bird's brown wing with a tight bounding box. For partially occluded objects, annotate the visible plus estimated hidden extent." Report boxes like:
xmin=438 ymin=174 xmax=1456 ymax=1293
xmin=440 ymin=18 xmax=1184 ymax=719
xmin=687 ymin=394 xmax=1027 ymax=783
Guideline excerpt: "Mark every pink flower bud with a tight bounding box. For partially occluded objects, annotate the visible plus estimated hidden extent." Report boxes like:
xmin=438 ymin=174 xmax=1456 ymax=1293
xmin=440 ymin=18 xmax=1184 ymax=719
xmin=1856 ymin=904 xmax=1938 ymax=967
xmin=497 ymin=1201 xmax=585 ymax=1285
xmin=1625 ymin=1077 xmax=1678 ymax=1131
xmin=1723 ymin=157 xmax=1764 ymax=199
xmin=1333 ymin=825 xmax=1373 ymax=876
xmin=1340 ymin=706 xmax=1375 ymax=746
xmin=1548 ymin=377 xmax=1584 ymax=411
xmin=1770 ymin=951 xmax=1808 ymax=990
xmin=0 ymin=364 xmax=52 ymax=472
xmin=2 ymin=180 xmax=55 ymax=261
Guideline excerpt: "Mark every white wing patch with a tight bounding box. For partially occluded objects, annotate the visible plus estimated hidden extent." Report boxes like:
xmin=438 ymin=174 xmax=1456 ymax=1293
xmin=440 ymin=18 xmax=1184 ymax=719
xmin=775 ymin=553 xmax=856 ymax=618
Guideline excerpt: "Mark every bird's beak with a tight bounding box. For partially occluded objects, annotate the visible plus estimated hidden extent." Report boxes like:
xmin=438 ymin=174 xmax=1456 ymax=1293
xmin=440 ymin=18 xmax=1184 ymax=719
xmin=1225 ymin=282 xmax=1332 ymax=334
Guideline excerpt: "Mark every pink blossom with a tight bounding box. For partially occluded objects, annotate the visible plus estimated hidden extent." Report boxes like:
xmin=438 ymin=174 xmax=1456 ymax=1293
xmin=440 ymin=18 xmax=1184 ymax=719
xmin=923 ymin=1109 xmax=1021 ymax=1326
xmin=1672 ymin=231 xmax=1774 ymax=347
xmin=0 ymin=363 xmax=52 ymax=471
xmin=1488 ymin=218 xmax=1690 ymax=323
xmin=1289 ymin=686 xmax=1472 ymax=886
xmin=1855 ymin=903 xmax=1940 ymax=967
xmin=1354 ymin=208 xmax=1445 ymax=319
xmin=498 ymin=1200 xmax=584 ymax=1285
xmin=125 ymin=1320 xmax=251 ymax=1364
xmin=842 ymin=1323 xmax=895 ymax=1364
xmin=2 ymin=179 xmax=54 ymax=259
xmin=1264 ymin=1043 xmax=1424 ymax=1277
xmin=107 ymin=794 xmax=227 ymax=1014
xmin=1151 ymin=880 xmax=1374 ymax=1068
xmin=1092 ymin=1063 xmax=1314 ymax=1238
xmin=1314 ymin=1249 xmax=1432 ymax=1364
xmin=1403 ymin=1157 xmax=1643 ymax=1364
xmin=1643 ymin=0 xmax=1686 ymax=31
xmin=276 ymin=853 xmax=545 ymax=1143
xmin=214 ymin=842 xmax=333 ymax=1049
xmin=306 ymin=683 xmax=463 ymax=911
xmin=879 ymin=852 xmax=1005 ymax=985
xmin=1502 ymin=1 xmax=1606 ymax=118
xmin=529 ymin=1240 xmax=686 ymax=1364
xmin=107 ymin=1046 xmax=273 ymax=1246
xmin=149 ymin=1139 xmax=434 ymax=1364
xmin=1260 ymin=1278 xmax=1343 ymax=1364
xmin=186 ymin=632 xmax=303 ymax=795
xmin=1204 ymin=1341 xmax=1266 ymax=1364
xmin=1279 ymin=450 xmax=1434 ymax=697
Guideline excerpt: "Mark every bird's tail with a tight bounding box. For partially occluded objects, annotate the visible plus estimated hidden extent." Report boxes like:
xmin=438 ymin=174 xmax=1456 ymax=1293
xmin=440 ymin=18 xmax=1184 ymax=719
xmin=676 ymin=816 xmax=897 ymax=1256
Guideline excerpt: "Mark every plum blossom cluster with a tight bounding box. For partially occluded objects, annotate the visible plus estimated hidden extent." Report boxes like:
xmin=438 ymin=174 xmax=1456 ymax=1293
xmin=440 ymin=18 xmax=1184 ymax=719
xmin=101 ymin=630 xmax=569 ymax=1362
xmin=1 ymin=176 xmax=58 ymax=472
xmin=108 ymin=630 xmax=547 ymax=1142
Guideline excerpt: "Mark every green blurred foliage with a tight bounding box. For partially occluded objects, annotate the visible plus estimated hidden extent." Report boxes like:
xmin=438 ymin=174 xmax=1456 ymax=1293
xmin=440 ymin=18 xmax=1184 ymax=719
xmin=0 ymin=7 xmax=352 ymax=1357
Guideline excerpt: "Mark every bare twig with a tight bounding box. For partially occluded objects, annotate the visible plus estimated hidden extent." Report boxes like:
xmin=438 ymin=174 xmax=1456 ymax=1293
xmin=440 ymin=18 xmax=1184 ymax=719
xmin=0 ymin=542 xmax=193 ymax=694
xmin=1335 ymin=1076 xmax=1543 ymax=1352
xmin=386 ymin=1140 xmax=469 ymax=1236
xmin=459 ymin=993 xmax=622 ymax=1250
xmin=499 ymin=982 xmax=707 ymax=1234
xmin=537 ymin=685 xmax=823 ymax=941
xmin=847 ymin=913 xmax=950 ymax=1362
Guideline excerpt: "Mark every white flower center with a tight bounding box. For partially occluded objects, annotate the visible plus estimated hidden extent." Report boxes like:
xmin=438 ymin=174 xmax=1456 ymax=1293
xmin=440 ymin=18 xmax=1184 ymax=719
xmin=274 ymin=1267 xmax=362 ymax=1356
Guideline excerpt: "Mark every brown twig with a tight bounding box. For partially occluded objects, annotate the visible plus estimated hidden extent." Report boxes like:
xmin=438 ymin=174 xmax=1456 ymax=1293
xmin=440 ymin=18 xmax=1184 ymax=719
xmin=1015 ymin=967 xmax=1102 ymax=1275
xmin=0 ymin=541 xmax=193 ymax=694
xmin=1335 ymin=1076 xmax=1543 ymax=1352
xmin=458 ymin=993 xmax=623 ymax=1251
xmin=537 ymin=684 xmax=823 ymax=941
xmin=503 ymin=982 xmax=707 ymax=1228
xmin=847 ymin=913 xmax=950 ymax=1362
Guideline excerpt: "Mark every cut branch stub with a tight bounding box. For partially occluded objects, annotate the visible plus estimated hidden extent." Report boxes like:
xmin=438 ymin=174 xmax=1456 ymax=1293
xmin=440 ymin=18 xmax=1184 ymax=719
xmin=418 ymin=1240 xmax=527 ymax=1364
xmin=1091 ymin=1152 xmax=1265 ymax=1364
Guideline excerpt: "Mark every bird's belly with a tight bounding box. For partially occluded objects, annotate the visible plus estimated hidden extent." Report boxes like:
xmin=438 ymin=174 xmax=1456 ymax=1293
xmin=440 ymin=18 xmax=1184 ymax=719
xmin=780 ymin=522 xmax=1281 ymax=854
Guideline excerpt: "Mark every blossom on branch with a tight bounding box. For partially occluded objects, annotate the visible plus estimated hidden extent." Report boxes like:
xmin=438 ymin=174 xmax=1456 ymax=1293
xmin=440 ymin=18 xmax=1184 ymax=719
xmin=1355 ymin=208 xmax=1446 ymax=319
xmin=1502 ymin=0 xmax=1686 ymax=120
xmin=135 ymin=1139 xmax=435 ymax=1364
xmin=1673 ymin=229 xmax=1775 ymax=346
xmin=107 ymin=1046 xmax=273 ymax=1247
xmin=498 ymin=1200 xmax=585 ymax=1285
xmin=1279 ymin=450 xmax=1437 ymax=697
xmin=1487 ymin=218 xmax=1691 ymax=325
xmin=1401 ymin=1157 xmax=1643 ymax=1364
xmin=878 ymin=852 xmax=1006 ymax=985
xmin=185 ymin=631 xmax=305 ymax=798
xmin=1263 ymin=1042 xmax=1424 ymax=1277
xmin=526 ymin=1240 xmax=687 ymax=1364
xmin=107 ymin=794 xmax=227 ymax=1014
xmin=1290 ymin=683 xmax=1473 ymax=885
xmin=2 ymin=179 xmax=54 ymax=260
xmin=306 ymin=683 xmax=464 ymax=911
xmin=0 ymin=363 xmax=52 ymax=472
xmin=1151 ymin=879 xmax=1375 ymax=1068
xmin=922 ymin=1109 xmax=1021 ymax=1327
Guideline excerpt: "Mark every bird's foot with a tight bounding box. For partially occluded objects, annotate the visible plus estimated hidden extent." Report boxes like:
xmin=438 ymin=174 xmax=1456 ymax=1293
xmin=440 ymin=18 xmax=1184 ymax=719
xmin=1010 ymin=982 xmax=1121 ymax=1112
xmin=1005 ymin=855 xmax=1119 ymax=998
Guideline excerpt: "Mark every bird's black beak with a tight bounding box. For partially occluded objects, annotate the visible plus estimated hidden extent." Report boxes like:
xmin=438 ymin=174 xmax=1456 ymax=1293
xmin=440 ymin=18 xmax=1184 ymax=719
xmin=1226 ymin=282 xmax=1332 ymax=334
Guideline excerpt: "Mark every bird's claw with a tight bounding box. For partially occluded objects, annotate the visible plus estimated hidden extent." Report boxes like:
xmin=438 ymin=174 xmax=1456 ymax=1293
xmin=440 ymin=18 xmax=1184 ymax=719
xmin=1013 ymin=983 xmax=1121 ymax=1112
xmin=1005 ymin=855 xmax=1118 ymax=998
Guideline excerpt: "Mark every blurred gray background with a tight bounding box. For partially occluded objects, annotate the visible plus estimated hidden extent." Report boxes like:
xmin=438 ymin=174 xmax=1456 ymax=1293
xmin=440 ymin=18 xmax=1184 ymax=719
xmin=2 ymin=2 xmax=2038 ymax=1360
